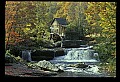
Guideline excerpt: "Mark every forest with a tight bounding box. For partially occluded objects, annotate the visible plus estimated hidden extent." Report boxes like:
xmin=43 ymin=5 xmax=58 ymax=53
xmin=5 ymin=1 xmax=116 ymax=77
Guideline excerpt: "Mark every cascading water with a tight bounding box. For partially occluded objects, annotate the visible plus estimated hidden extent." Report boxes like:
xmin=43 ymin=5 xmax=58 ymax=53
xmin=49 ymin=46 xmax=105 ymax=77
xmin=50 ymin=47 xmax=100 ymax=63
xmin=22 ymin=50 xmax=32 ymax=62
xmin=64 ymin=48 xmax=99 ymax=62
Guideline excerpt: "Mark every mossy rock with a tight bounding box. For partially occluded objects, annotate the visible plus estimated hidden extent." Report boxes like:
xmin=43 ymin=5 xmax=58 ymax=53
xmin=36 ymin=60 xmax=63 ymax=72
xmin=69 ymin=63 xmax=88 ymax=68
xmin=5 ymin=55 xmax=15 ymax=63
xmin=5 ymin=50 xmax=26 ymax=64
xmin=75 ymin=63 xmax=88 ymax=68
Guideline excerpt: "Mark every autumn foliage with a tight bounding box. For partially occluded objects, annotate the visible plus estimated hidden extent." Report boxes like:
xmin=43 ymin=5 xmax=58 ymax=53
xmin=5 ymin=1 xmax=23 ymax=48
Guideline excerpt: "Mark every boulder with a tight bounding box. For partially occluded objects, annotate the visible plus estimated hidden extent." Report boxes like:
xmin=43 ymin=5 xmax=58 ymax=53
xmin=75 ymin=63 xmax=88 ymax=68
xmin=5 ymin=55 xmax=15 ymax=63
xmin=68 ymin=63 xmax=88 ymax=68
xmin=36 ymin=60 xmax=63 ymax=72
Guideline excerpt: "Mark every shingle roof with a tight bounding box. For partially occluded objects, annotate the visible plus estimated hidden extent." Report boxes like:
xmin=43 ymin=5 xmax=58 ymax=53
xmin=51 ymin=18 xmax=68 ymax=25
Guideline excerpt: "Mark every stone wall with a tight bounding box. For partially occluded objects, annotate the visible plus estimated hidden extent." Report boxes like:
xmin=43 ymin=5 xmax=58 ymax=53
xmin=62 ymin=40 xmax=87 ymax=48
xmin=31 ymin=49 xmax=65 ymax=61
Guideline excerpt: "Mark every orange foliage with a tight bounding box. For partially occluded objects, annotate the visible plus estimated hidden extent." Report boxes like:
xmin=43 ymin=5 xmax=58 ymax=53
xmin=5 ymin=1 xmax=23 ymax=47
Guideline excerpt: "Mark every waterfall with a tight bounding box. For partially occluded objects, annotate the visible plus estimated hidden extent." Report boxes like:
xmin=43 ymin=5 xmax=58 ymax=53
xmin=64 ymin=48 xmax=99 ymax=62
xmin=50 ymin=46 xmax=100 ymax=63
xmin=22 ymin=50 xmax=32 ymax=62
xmin=49 ymin=46 xmax=103 ymax=76
xmin=48 ymin=46 xmax=114 ymax=77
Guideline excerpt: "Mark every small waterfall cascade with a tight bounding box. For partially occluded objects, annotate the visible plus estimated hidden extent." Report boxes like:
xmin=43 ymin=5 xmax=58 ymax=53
xmin=51 ymin=46 xmax=100 ymax=63
xmin=64 ymin=48 xmax=99 ymax=62
xmin=22 ymin=50 xmax=32 ymax=62
xmin=49 ymin=46 xmax=104 ymax=77
xmin=49 ymin=46 xmax=114 ymax=77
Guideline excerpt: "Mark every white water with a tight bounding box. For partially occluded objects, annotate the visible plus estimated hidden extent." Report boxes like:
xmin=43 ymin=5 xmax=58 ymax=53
xmin=50 ymin=46 xmax=102 ymax=77
xmin=22 ymin=50 xmax=32 ymax=62
xmin=51 ymin=47 xmax=100 ymax=63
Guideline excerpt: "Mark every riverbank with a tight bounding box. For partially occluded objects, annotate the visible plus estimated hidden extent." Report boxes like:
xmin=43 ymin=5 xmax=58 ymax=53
xmin=5 ymin=63 xmax=58 ymax=77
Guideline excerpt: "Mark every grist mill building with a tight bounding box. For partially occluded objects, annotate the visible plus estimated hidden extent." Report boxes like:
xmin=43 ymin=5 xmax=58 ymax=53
xmin=50 ymin=18 xmax=68 ymax=42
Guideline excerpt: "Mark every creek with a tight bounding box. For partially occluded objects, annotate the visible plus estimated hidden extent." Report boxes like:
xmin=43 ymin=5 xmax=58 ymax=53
xmin=21 ymin=46 xmax=116 ymax=77
xmin=49 ymin=46 xmax=115 ymax=77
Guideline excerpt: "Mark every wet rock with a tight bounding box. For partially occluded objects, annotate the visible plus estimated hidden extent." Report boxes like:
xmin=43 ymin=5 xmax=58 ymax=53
xmin=57 ymin=69 xmax=64 ymax=73
xmin=75 ymin=63 xmax=88 ymax=68
xmin=5 ymin=63 xmax=58 ymax=77
xmin=5 ymin=55 xmax=15 ymax=63
xmin=36 ymin=60 xmax=63 ymax=72
xmin=68 ymin=63 xmax=88 ymax=68
xmin=31 ymin=50 xmax=54 ymax=61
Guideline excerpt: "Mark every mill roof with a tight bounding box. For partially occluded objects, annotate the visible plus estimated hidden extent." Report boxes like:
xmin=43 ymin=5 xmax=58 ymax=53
xmin=51 ymin=18 xmax=68 ymax=25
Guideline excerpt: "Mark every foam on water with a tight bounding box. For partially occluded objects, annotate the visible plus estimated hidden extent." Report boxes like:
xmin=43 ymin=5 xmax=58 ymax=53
xmin=50 ymin=47 xmax=99 ymax=63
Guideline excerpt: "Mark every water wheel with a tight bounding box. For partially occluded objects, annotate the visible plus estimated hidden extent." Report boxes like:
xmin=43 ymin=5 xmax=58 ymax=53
xmin=51 ymin=33 xmax=62 ymax=42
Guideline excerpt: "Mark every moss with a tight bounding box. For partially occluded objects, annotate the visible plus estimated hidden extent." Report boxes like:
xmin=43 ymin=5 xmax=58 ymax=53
xmin=98 ymin=57 xmax=116 ymax=73
xmin=5 ymin=50 xmax=27 ymax=64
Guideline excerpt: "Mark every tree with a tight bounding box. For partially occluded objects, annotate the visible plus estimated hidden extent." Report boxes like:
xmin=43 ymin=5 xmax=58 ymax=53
xmin=5 ymin=1 xmax=21 ymax=49
xmin=6 ymin=1 xmax=53 ymax=47
xmin=13 ymin=1 xmax=37 ymax=39
xmin=63 ymin=2 xmax=88 ymax=39
xmin=85 ymin=2 xmax=116 ymax=61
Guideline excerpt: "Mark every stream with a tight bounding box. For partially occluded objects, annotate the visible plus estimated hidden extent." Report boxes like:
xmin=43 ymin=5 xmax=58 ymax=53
xmin=49 ymin=47 xmax=116 ymax=77
xmin=22 ymin=46 xmax=116 ymax=77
